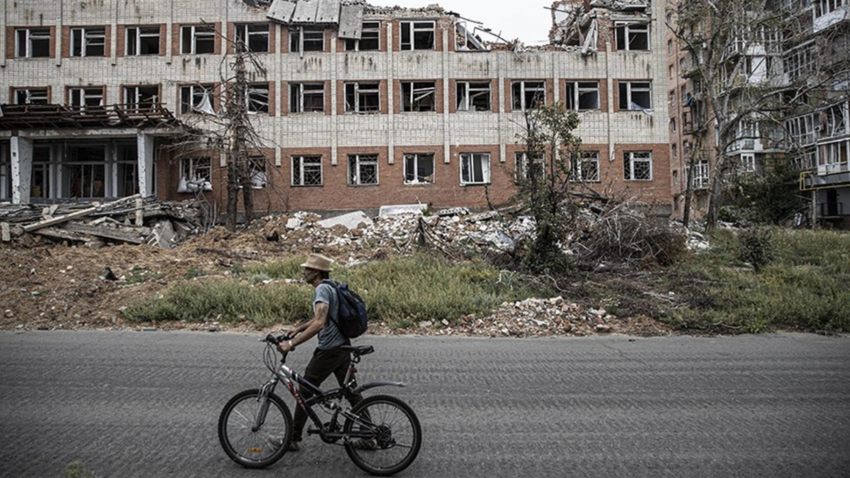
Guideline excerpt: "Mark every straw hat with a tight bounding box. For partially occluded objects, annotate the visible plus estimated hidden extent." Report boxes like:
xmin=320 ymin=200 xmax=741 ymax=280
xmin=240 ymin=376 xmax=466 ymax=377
xmin=300 ymin=253 xmax=333 ymax=272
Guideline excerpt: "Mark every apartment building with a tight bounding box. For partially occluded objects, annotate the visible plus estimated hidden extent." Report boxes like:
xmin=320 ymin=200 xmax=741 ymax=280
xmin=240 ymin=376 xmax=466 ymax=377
xmin=667 ymin=0 xmax=849 ymax=227
xmin=1 ymin=0 xmax=671 ymax=218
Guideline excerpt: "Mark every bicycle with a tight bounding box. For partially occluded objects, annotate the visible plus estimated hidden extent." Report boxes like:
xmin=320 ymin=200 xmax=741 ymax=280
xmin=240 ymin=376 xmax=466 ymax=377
xmin=218 ymin=333 xmax=422 ymax=476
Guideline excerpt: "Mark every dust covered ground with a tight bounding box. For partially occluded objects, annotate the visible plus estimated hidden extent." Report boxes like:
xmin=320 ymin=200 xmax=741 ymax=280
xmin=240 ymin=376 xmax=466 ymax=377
xmin=0 ymin=213 xmax=677 ymax=337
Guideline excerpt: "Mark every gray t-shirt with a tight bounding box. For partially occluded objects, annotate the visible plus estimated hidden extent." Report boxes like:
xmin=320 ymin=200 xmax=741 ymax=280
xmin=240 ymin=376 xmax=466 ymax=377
xmin=315 ymin=282 xmax=347 ymax=350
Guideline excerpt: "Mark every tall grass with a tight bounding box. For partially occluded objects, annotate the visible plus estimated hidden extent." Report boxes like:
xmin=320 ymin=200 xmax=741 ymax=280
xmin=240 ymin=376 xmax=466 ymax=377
xmin=122 ymin=254 xmax=552 ymax=328
xmin=671 ymin=228 xmax=850 ymax=332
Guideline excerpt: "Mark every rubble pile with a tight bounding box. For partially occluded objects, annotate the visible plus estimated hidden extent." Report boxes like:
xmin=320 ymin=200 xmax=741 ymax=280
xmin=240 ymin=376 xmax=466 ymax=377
xmin=0 ymin=196 xmax=207 ymax=249
xmin=413 ymin=296 xmax=618 ymax=338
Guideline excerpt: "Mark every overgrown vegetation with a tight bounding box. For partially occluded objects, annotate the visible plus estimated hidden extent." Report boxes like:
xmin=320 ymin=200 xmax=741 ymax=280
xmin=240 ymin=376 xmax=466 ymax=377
xmin=121 ymin=226 xmax=848 ymax=335
xmin=123 ymin=255 xmax=552 ymax=328
xmin=64 ymin=461 xmax=100 ymax=478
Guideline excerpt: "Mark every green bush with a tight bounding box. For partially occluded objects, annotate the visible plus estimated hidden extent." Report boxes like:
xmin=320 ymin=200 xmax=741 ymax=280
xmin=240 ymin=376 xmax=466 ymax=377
xmin=737 ymin=227 xmax=775 ymax=271
xmin=64 ymin=461 xmax=100 ymax=478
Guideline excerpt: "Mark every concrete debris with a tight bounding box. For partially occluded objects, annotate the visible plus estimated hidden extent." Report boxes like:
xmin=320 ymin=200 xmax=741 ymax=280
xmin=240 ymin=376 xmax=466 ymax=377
xmin=317 ymin=211 xmax=373 ymax=230
xmin=411 ymin=296 xmax=619 ymax=338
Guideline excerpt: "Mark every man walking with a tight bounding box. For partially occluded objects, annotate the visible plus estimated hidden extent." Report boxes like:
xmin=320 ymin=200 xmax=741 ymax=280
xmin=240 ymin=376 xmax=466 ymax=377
xmin=276 ymin=253 xmax=365 ymax=451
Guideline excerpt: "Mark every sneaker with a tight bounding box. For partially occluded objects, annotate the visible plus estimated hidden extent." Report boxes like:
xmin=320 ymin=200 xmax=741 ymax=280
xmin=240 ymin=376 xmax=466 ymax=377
xmin=267 ymin=437 xmax=300 ymax=452
xmin=352 ymin=438 xmax=378 ymax=450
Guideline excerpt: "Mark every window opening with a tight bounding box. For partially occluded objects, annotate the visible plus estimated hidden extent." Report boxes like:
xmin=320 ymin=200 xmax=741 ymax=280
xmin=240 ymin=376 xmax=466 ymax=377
xmin=619 ymin=81 xmax=652 ymax=110
xmin=290 ymin=83 xmax=325 ymax=113
xmin=624 ymin=151 xmax=653 ymax=180
xmin=16 ymin=28 xmax=51 ymax=58
xmin=460 ymin=153 xmax=491 ymax=185
xmin=344 ymin=82 xmax=380 ymax=113
xmin=348 ymin=154 xmax=379 ymax=185
xmin=71 ymin=27 xmax=106 ymax=57
xmin=235 ymin=23 xmax=269 ymax=52
xmin=181 ymin=25 xmax=215 ymax=54
xmin=403 ymin=153 xmax=435 ymax=184
xmin=292 ymin=156 xmax=322 ymax=186
xmin=345 ymin=21 xmax=380 ymax=51
xmin=126 ymin=26 xmax=161 ymax=56
xmin=512 ymin=81 xmax=546 ymax=110
xmin=565 ymin=81 xmax=600 ymax=111
xmin=402 ymin=81 xmax=436 ymax=112
xmin=615 ymin=22 xmax=649 ymax=50
xmin=456 ymin=81 xmax=491 ymax=111
xmin=571 ymin=152 xmax=600 ymax=182
xmin=400 ymin=21 xmax=435 ymax=50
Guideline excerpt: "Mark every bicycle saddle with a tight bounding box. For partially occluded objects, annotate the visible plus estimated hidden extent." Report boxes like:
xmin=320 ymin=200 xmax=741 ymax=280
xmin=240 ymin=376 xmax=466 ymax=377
xmin=341 ymin=345 xmax=374 ymax=356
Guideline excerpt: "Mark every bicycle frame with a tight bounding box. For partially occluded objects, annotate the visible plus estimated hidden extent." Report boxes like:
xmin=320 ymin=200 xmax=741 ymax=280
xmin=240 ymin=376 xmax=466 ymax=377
xmin=256 ymin=349 xmax=405 ymax=443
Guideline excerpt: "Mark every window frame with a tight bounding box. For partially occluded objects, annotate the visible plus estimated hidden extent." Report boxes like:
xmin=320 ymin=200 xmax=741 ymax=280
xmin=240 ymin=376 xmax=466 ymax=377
xmin=179 ymin=156 xmax=213 ymax=192
xmin=403 ymin=153 xmax=435 ymax=184
xmin=289 ymin=82 xmax=325 ymax=113
xmin=624 ymin=151 xmax=653 ymax=181
xmin=571 ymin=151 xmax=600 ymax=182
xmin=348 ymin=154 xmax=379 ymax=186
xmin=123 ymin=85 xmax=160 ymax=110
xmin=246 ymin=83 xmax=270 ymax=114
xmin=618 ymin=81 xmax=652 ymax=110
xmin=692 ymin=160 xmax=710 ymax=189
xmin=565 ymin=81 xmax=600 ymax=111
xmin=70 ymin=27 xmax=106 ymax=57
xmin=249 ymin=155 xmax=267 ymax=189
xmin=180 ymin=24 xmax=216 ymax=55
xmin=344 ymin=82 xmax=381 ymax=113
xmin=125 ymin=26 xmax=161 ymax=56
xmin=290 ymin=26 xmax=325 ymax=53
xmin=15 ymin=28 xmax=51 ymax=58
xmin=68 ymin=87 xmax=105 ymax=110
xmin=515 ymin=152 xmax=544 ymax=182
xmin=291 ymin=155 xmax=323 ymax=186
xmin=179 ymin=83 xmax=216 ymax=114
xmin=400 ymin=20 xmax=435 ymax=51
xmin=345 ymin=21 xmax=380 ymax=51
xmin=460 ymin=153 xmax=491 ymax=185
xmin=615 ymin=22 xmax=650 ymax=51
xmin=512 ymin=80 xmax=547 ymax=111
xmin=235 ymin=23 xmax=270 ymax=53
xmin=13 ymin=87 xmax=50 ymax=105
xmin=456 ymin=81 xmax=491 ymax=112
xmin=401 ymin=81 xmax=437 ymax=112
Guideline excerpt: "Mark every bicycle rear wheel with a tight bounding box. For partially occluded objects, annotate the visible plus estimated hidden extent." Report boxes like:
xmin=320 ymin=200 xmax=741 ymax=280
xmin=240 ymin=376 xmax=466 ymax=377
xmin=218 ymin=389 xmax=293 ymax=469
xmin=343 ymin=395 xmax=422 ymax=476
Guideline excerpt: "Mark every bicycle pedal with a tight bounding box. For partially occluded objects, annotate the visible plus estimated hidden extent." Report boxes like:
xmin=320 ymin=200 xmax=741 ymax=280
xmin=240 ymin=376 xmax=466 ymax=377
xmin=307 ymin=427 xmax=320 ymax=435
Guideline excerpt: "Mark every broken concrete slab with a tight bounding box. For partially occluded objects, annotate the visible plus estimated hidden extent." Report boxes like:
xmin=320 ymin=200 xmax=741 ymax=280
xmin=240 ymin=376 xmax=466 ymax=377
xmin=318 ymin=211 xmax=373 ymax=230
xmin=378 ymin=204 xmax=428 ymax=217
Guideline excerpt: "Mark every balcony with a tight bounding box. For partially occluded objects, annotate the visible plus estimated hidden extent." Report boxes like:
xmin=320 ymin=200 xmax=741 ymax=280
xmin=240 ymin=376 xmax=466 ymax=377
xmin=819 ymin=201 xmax=844 ymax=218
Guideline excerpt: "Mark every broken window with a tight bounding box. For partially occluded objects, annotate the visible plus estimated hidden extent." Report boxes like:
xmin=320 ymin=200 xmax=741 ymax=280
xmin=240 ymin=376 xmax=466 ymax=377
xmin=515 ymin=152 xmax=544 ymax=182
xmin=181 ymin=24 xmax=215 ymax=54
xmin=117 ymin=144 xmax=140 ymax=197
xmin=402 ymin=81 xmax=436 ymax=112
xmin=571 ymin=151 xmax=600 ymax=182
xmin=456 ymin=81 xmax=491 ymax=112
xmin=126 ymin=26 xmax=161 ymax=56
xmin=784 ymin=41 xmax=816 ymax=83
xmin=124 ymin=85 xmax=159 ymax=111
xmin=68 ymin=87 xmax=104 ymax=110
xmin=404 ymin=153 xmax=434 ymax=184
xmin=400 ymin=21 xmax=435 ymax=50
xmin=345 ymin=21 xmax=380 ymax=51
xmin=624 ymin=151 xmax=653 ymax=181
xmin=178 ymin=156 xmax=212 ymax=192
xmin=692 ymin=160 xmax=709 ymax=189
xmin=348 ymin=154 xmax=379 ymax=185
xmin=179 ymin=84 xmax=216 ymax=114
xmin=13 ymin=87 xmax=49 ymax=105
xmin=292 ymin=155 xmax=323 ymax=186
xmin=71 ymin=27 xmax=106 ymax=57
xmin=16 ymin=28 xmax=51 ymax=58
xmin=615 ymin=22 xmax=649 ymax=51
xmin=290 ymin=27 xmax=324 ymax=53
xmin=460 ymin=153 xmax=491 ymax=185
xmin=235 ymin=23 xmax=270 ymax=53
xmin=31 ymin=147 xmax=51 ymax=199
xmin=249 ymin=155 xmax=267 ymax=188
xmin=344 ymin=82 xmax=380 ymax=113
xmin=512 ymin=81 xmax=546 ymax=111
xmin=618 ymin=81 xmax=652 ymax=110
xmin=290 ymin=83 xmax=325 ymax=113
xmin=565 ymin=81 xmax=600 ymax=111
xmin=64 ymin=146 xmax=107 ymax=198
xmin=246 ymin=83 xmax=269 ymax=114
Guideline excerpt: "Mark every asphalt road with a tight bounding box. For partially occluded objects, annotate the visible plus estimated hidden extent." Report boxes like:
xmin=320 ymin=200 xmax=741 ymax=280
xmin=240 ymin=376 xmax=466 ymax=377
xmin=1 ymin=331 xmax=849 ymax=478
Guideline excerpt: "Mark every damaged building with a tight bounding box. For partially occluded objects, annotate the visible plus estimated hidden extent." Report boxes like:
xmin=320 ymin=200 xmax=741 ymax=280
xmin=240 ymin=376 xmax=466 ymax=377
xmin=1 ymin=0 xmax=671 ymax=218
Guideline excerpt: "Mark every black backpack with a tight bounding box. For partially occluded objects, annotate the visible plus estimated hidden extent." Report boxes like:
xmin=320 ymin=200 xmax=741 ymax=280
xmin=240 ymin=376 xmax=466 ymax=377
xmin=323 ymin=280 xmax=368 ymax=338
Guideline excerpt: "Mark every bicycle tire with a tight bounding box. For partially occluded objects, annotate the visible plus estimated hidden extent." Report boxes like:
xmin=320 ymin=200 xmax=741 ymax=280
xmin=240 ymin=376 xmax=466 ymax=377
xmin=218 ymin=389 xmax=293 ymax=469
xmin=343 ymin=395 xmax=422 ymax=476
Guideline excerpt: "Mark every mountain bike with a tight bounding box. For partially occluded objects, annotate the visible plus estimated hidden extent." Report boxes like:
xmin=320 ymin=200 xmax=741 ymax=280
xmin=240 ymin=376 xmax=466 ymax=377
xmin=218 ymin=333 xmax=422 ymax=476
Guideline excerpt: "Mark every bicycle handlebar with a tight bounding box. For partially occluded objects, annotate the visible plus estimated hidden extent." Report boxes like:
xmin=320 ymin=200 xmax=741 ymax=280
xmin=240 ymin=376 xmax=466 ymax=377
xmin=262 ymin=333 xmax=294 ymax=345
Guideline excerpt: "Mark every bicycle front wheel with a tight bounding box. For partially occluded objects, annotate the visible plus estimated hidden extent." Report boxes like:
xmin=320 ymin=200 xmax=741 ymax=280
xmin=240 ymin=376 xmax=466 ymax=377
xmin=218 ymin=389 xmax=293 ymax=469
xmin=343 ymin=395 xmax=422 ymax=476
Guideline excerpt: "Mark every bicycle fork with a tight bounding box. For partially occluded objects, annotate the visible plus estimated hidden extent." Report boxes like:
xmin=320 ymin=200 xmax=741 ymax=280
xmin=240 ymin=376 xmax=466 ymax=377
xmin=252 ymin=377 xmax=278 ymax=432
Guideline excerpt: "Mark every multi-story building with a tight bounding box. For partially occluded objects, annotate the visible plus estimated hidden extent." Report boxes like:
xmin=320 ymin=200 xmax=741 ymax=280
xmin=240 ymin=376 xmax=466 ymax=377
xmin=667 ymin=0 xmax=849 ymax=227
xmin=1 ymin=0 xmax=671 ymax=219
